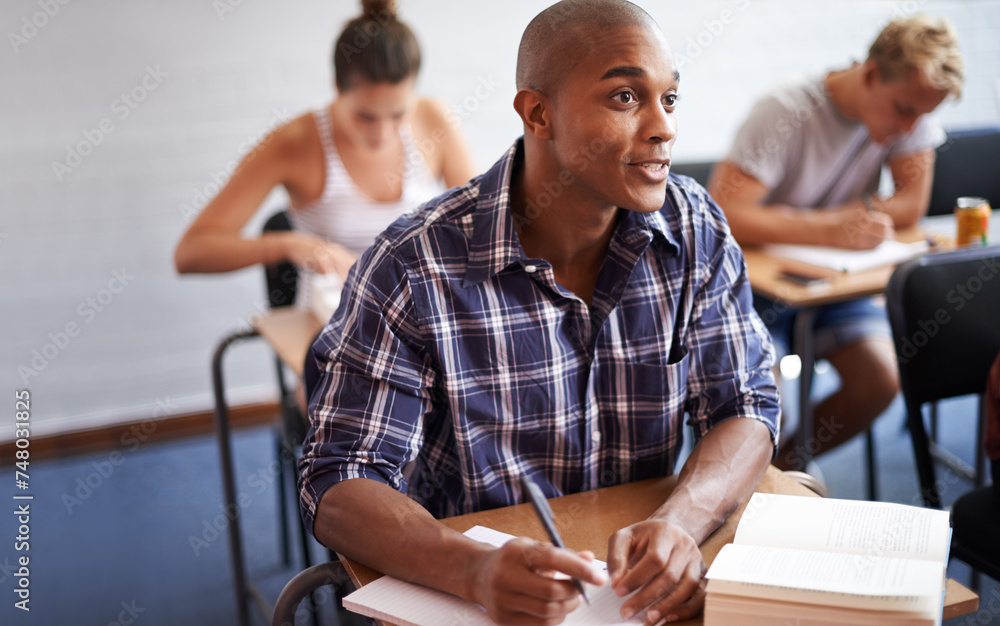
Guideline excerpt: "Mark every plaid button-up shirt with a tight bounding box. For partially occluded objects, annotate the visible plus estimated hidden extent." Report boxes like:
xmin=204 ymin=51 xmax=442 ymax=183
xmin=298 ymin=140 xmax=780 ymax=529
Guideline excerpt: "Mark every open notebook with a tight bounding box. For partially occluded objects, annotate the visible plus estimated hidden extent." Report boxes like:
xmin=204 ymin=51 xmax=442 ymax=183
xmin=342 ymin=525 xmax=643 ymax=626
xmin=764 ymin=240 xmax=929 ymax=273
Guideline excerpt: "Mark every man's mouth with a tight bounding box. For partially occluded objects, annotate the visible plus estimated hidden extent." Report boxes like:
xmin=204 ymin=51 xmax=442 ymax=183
xmin=637 ymin=162 xmax=668 ymax=172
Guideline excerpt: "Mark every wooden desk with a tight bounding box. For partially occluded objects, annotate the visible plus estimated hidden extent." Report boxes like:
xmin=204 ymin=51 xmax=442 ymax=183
xmin=742 ymin=225 xmax=934 ymax=307
xmin=742 ymin=226 xmax=929 ymax=474
xmin=254 ymin=307 xmax=324 ymax=377
xmin=339 ymin=466 xmax=978 ymax=625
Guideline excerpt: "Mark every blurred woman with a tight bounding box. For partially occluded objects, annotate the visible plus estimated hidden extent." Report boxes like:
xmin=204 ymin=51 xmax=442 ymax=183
xmin=175 ymin=0 xmax=475 ymax=306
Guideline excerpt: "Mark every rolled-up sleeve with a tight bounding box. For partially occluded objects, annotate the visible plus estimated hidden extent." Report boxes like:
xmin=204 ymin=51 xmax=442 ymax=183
xmin=297 ymin=249 xmax=437 ymax=534
xmin=683 ymin=193 xmax=781 ymax=451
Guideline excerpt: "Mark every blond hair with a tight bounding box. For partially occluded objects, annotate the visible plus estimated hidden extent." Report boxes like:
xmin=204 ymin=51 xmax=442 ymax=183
xmin=868 ymin=14 xmax=964 ymax=99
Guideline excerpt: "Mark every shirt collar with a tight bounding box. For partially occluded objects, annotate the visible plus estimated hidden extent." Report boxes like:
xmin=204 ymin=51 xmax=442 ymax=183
xmin=463 ymin=138 xmax=681 ymax=287
xmin=464 ymin=140 xmax=528 ymax=287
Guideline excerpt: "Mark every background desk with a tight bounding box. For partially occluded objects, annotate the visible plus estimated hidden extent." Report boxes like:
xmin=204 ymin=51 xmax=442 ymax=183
xmin=339 ymin=466 xmax=979 ymax=625
xmin=741 ymin=225 xmax=931 ymax=484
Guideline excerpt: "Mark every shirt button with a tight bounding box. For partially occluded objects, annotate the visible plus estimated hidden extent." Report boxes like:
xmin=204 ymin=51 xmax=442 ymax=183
xmin=591 ymin=430 xmax=602 ymax=444
xmin=524 ymin=264 xmax=537 ymax=273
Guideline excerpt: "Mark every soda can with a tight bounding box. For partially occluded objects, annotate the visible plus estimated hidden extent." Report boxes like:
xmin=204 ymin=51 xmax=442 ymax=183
xmin=954 ymin=197 xmax=991 ymax=246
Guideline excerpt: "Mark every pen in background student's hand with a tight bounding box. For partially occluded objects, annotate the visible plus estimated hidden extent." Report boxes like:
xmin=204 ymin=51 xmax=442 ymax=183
xmin=862 ymin=193 xmax=879 ymax=215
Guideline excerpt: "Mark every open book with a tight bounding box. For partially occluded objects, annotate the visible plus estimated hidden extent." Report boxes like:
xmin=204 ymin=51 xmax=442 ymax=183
xmin=704 ymin=493 xmax=952 ymax=626
xmin=764 ymin=239 xmax=929 ymax=273
xmin=343 ymin=525 xmax=642 ymax=625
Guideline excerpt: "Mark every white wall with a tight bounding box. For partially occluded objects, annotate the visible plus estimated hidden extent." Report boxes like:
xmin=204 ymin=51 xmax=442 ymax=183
xmin=3 ymin=0 xmax=998 ymax=435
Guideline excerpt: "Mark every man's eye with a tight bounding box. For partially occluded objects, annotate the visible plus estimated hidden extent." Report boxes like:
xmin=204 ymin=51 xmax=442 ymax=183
xmin=615 ymin=92 xmax=635 ymax=104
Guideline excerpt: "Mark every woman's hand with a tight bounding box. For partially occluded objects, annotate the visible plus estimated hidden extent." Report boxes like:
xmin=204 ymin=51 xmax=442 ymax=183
xmin=278 ymin=231 xmax=358 ymax=279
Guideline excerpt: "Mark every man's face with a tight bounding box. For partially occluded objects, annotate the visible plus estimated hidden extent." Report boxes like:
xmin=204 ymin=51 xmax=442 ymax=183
xmin=544 ymin=24 xmax=679 ymax=215
xmin=861 ymin=67 xmax=949 ymax=144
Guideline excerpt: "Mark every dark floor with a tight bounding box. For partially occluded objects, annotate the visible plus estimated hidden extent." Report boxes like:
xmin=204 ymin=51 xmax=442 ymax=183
xmin=1 ymin=367 xmax=997 ymax=625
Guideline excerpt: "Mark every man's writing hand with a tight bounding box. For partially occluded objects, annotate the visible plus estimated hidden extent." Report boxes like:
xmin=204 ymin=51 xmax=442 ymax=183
xmin=469 ymin=538 xmax=607 ymax=625
xmin=606 ymin=520 xmax=706 ymax=624
xmin=830 ymin=205 xmax=896 ymax=250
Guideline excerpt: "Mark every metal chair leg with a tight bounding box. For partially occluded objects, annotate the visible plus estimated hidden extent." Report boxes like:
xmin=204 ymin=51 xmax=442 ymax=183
xmin=276 ymin=427 xmax=292 ymax=567
xmin=908 ymin=401 xmax=941 ymax=508
xmin=975 ymin=395 xmax=987 ymax=489
xmin=212 ymin=328 xmax=262 ymax=626
xmin=865 ymin=428 xmax=878 ymax=501
xmin=273 ymin=357 xmax=294 ymax=566
xmin=792 ymin=309 xmax=818 ymax=467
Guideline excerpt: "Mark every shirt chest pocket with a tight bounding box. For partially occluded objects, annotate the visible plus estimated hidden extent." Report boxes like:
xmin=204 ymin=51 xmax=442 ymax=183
xmin=610 ymin=351 xmax=690 ymax=453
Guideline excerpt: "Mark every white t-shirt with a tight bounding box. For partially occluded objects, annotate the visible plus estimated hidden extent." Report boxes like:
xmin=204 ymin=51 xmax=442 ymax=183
xmin=723 ymin=74 xmax=946 ymax=208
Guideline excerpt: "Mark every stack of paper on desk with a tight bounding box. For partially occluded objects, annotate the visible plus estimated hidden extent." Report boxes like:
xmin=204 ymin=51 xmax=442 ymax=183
xmin=704 ymin=493 xmax=951 ymax=626
xmin=764 ymin=240 xmax=929 ymax=273
xmin=343 ymin=525 xmax=643 ymax=625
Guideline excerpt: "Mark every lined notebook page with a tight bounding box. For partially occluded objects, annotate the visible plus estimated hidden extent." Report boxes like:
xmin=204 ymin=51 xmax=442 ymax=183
xmin=343 ymin=525 xmax=643 ymax=625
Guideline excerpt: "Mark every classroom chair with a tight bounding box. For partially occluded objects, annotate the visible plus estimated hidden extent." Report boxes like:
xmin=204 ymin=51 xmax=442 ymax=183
xmin=926 ymin=127 xmax=1000 ymax=217
xmin=950 ymin=485 xmax=1000 ymax=592
xmin=885 ymin=244 xmax=1000 ymax=508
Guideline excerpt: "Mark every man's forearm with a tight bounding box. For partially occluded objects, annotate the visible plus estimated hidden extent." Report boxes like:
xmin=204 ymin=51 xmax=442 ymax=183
xmin=651 ymin=418 xmax=773 ymax=544
xmin=862 ymin=191 xmax=927 ymax=229
xmin=725 ymin=203 xmax=845 ymax=247
xmin=313 ymin=478 xmax=491 ymax=602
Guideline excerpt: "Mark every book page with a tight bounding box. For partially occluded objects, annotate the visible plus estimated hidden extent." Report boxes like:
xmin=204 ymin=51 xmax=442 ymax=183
xmin=706 ymin=543 xmax=944 ymax=612
xmin=343 ymin=525 xmax=644 ymax=626
xmin=764 ymin=240 xmax=928 ymax=272
xmin=735 ymin=493 xmax=951 ymax=562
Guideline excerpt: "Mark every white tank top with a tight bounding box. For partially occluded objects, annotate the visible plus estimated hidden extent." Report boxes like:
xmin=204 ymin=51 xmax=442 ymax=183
xmin=290 ymin=108 xmax=443 ymax=311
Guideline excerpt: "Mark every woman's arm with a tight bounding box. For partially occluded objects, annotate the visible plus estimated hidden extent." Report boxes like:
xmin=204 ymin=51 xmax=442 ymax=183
xmin=174 ymin=115 xmax=356 ymax=276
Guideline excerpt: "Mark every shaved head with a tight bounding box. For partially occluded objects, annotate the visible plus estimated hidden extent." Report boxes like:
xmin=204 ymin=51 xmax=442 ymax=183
xmin=516 ymin=0 xmax=659 ymax=94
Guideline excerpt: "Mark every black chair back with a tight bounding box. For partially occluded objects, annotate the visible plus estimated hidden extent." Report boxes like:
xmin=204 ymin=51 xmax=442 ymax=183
xmin=262 ymin=210 xmax=299 ymax=308
xmin=886 ymin=244 xmax=1000 ymax=506
xmin=927 ymin=127 xmax=1000 ymax=217
xmin=670 ymin=161 xmax=715 ymax=187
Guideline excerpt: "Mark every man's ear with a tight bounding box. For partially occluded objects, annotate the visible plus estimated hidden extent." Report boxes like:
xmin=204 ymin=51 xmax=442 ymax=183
xmin=861 ymin=59 xmax=881 ymax=88
xmin=513 ymin=88 xmax=554 ymax=140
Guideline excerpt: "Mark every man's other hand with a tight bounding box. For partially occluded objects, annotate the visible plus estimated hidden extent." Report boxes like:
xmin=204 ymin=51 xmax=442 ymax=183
xmin=607 ymin=519 xmax=706 ymax=624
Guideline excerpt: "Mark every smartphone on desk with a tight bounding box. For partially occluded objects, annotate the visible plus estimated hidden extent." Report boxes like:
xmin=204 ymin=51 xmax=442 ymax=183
xmin=778 ymin=269 xmax=829 ymax=287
